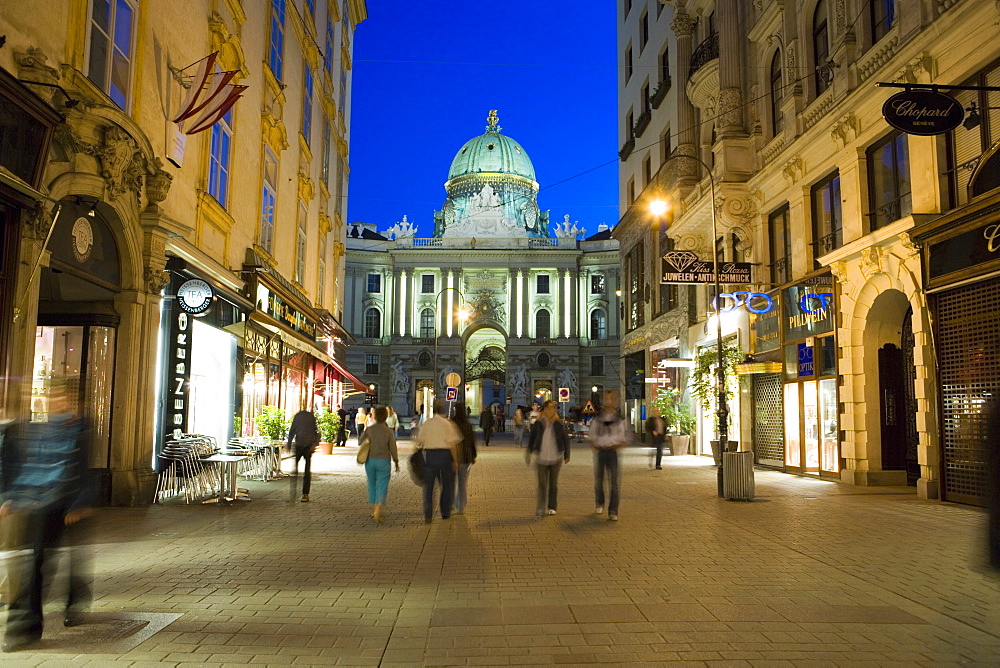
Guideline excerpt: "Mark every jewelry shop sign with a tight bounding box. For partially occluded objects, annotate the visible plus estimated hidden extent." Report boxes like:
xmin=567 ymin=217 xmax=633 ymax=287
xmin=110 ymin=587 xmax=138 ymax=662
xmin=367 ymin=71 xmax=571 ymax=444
xmin=882 ymin=89 xmax=963 ymax=136
xmin=660 ymin=250 xmax=752 ymax=284
xmin=928 ymin=221 xmax=1000 ymax=281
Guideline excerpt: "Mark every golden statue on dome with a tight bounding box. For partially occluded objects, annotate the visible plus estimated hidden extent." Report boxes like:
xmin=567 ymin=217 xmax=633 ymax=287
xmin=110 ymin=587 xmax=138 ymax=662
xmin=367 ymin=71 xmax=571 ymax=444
xmin=486 ymin=109 xmax=500 ymax=132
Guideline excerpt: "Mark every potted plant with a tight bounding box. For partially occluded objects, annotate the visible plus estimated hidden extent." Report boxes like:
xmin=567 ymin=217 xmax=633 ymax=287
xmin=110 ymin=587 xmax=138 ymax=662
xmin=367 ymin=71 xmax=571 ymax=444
xmin=689 ymin=343 xmax=742 ymax=463
xmin=652 ymin=387 xmax=695 ymax=456
xmin=255 ymin=405 xmax=288 ymax=443
xmin=314 ymin=405 xmax=341 ymax=454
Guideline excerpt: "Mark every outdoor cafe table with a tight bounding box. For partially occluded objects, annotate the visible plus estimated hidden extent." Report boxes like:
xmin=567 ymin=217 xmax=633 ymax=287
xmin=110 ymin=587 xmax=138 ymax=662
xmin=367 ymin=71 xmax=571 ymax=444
xmin=201 ymin=453 xmax=250 ymax=503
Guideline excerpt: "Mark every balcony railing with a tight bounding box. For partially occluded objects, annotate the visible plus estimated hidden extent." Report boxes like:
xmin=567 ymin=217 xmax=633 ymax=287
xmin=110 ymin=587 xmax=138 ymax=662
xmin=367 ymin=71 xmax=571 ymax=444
xmin=690 ymin=32 xmax=719 ymax=76
xmin=769 ymin=257 xmax=791 ymax=285
xmin=812 ymin=231 xmax=842 ymax=257
xmin=867 ymin=195 xmax=911 ymax=231
xmin=531 ymin=337 xmax=556 ymax=346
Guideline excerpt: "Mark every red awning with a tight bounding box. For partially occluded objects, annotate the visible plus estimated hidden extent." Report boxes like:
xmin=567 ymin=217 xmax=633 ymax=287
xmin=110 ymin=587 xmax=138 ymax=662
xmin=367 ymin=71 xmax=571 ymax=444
xmin=327 ymin=356 xmax=367 ymax=390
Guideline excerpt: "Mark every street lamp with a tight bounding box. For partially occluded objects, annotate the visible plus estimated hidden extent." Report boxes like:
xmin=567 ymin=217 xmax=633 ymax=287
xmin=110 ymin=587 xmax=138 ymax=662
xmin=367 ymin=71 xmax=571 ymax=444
xmin=432 ymin=287 xmax=469 ymax=411
xmin=648 ymin=153 xmax=730 ymax=488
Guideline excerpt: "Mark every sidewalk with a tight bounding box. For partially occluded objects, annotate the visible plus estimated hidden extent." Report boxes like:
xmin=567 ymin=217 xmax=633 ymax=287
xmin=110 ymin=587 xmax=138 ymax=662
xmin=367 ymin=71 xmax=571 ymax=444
xmin=4 ymin=438 xmax=1000 ymax=666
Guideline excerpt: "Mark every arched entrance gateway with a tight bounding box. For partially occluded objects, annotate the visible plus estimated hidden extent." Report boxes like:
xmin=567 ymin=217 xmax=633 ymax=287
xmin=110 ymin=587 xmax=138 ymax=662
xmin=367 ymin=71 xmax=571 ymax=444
xmin=463 ymin=326 xmax=506 ymax=415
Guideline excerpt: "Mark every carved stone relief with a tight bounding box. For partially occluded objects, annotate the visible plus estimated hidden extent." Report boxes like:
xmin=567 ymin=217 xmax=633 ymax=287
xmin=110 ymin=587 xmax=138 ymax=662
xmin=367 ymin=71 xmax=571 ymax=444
xmin=830 ymin=260 xmax=849 ymax=284
xmin=718 ymin=87 xmax=744 ymax=129
xmin=830 ymin=114 xmax=859 ymax=148
xmin=781 ymin=157 xmax=804 ymax=185
xmin=144 ymin=267 xmax=171 ymax=294
xmin=860 ymin=247 xmax=885 ymax=278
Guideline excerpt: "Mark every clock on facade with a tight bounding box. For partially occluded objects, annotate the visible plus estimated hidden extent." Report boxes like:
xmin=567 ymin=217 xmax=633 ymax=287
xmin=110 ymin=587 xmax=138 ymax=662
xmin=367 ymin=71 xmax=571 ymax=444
xmin=71 ymin=216 xmax=94 ymax=262
xmin=176 ymin=278 xmax=215 ymax=315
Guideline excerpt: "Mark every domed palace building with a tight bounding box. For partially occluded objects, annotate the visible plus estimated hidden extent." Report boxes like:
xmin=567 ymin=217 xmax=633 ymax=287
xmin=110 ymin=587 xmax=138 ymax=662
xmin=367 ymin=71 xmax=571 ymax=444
xmin=343 ymin=111 xmax=621 ymax=418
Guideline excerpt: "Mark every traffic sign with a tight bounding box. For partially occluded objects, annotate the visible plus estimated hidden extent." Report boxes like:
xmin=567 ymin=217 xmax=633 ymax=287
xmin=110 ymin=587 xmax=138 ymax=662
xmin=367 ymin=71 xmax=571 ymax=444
xmin=558 ymin=387 xmax=570 ymax=402
xmin=445 ymin=387 xmax=458 ymax=402
xmin=445 ymin=372 xmax=462 ymax=387
xmin=582 ymin=399 xmax=596 ymax=414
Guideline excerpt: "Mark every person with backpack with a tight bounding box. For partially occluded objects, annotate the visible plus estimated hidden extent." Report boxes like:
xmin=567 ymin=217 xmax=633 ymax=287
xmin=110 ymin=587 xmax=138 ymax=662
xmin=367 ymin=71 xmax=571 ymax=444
xmin=287 ymin=408 xmax=320 ymax=502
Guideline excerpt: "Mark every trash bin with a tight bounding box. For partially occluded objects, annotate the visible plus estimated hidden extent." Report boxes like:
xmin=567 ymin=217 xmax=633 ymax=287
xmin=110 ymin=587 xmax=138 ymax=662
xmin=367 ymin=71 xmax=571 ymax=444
xmin=723 ymin=450 xmax=755 ymax=501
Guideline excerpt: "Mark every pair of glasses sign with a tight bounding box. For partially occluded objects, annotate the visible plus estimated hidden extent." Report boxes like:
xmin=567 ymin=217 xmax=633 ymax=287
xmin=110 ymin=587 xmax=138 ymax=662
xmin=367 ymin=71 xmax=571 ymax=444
xmin=713 ymin=291 xmax=834 ymax=315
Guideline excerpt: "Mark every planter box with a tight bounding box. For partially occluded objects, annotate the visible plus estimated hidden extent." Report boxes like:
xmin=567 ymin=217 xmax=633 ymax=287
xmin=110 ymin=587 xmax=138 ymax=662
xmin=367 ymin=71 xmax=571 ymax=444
xmin=670 ymin=434 xmax=691 ymax=456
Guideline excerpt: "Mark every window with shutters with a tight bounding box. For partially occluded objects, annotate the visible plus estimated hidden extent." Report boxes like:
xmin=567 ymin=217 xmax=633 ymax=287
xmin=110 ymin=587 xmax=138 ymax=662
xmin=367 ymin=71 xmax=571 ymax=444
xmin=944 ymin=60 xmax=1000 ymax=210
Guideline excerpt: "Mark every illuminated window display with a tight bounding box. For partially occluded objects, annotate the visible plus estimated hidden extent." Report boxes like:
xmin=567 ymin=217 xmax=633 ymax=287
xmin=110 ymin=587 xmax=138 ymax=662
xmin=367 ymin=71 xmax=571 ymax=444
xmin=188 ymin=319 xmax=236 ymax=447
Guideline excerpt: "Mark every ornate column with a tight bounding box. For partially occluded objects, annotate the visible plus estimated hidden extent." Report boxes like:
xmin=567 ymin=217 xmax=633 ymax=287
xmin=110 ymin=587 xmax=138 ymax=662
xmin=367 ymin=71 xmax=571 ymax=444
xmin=671 ymin=12 xmax=699 ymax=184
xmin=522 ymin=270 xmax=531 ymax=338
xmin=717 ymin=0 xmax=745 ymax=138
xmin=508 ymin=268 xmax=517 ymax=337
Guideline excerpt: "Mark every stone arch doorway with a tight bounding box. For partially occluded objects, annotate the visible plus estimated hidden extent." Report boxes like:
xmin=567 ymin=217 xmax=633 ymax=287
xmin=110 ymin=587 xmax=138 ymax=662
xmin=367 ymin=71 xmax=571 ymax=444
xmin=463 ymin=326 xmax=506 ymax=415
xmin=863 ymin=289 xmax=919 ymax=485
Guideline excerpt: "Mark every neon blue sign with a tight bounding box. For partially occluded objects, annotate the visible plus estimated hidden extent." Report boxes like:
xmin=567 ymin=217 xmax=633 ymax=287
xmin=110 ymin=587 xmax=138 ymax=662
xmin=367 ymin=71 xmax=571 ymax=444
xmin=713 ymin=291 xmax=774 ymax=314
xmin=799 ymin=292 xmax=834 ymax=314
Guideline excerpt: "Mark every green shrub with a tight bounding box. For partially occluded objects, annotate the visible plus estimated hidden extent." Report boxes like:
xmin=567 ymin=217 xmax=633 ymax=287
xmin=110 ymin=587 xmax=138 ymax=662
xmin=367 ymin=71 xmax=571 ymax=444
xmin=256 ymin=405 xmax=288 ymax=440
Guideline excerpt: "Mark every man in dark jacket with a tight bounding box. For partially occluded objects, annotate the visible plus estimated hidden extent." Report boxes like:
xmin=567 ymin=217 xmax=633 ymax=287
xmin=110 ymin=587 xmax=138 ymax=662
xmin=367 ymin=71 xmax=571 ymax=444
xmin=525 ymin=400 xmax=570 ymax=520
xmin=646 ymin=412 xmax=667 ymax=470
xmin=287 ymin=408 xmax=320 ymax=502
xmin=335 ymin=405 xmax=350 ymax=447
xmin=1 ymin=382 xmax=95 ymax=652
xmin=479 ymin=406 xmax=495 ymax=446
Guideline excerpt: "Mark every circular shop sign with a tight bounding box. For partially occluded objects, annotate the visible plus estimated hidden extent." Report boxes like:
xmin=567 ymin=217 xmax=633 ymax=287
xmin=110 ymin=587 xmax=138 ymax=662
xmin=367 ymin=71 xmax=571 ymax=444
xmin=176 ymin=278 xmax=215 ymax=315
xmin=882 ymin=90 xmax=963 ymax=136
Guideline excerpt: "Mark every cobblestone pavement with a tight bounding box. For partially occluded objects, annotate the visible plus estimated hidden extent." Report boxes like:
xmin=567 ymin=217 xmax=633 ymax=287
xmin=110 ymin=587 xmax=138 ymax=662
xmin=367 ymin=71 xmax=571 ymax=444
xmin=4 ymin=435 xmax=1000 ymax=666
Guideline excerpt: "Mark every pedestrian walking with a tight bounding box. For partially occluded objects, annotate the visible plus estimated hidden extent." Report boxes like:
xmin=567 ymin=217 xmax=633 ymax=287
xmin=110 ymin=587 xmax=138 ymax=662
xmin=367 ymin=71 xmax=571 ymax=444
xmin=479 ymin=405 xmax=495 ymax=446
xmin=335 ymin=405 xmax=350 ymax=446
xmin=355 ymin=407 xmax=367 ymax=440
xmin=287 ymin=407 xmax=320 ymax=502
xmin=1 ymin=380 xmax=96 ymax=653
xmin=512 ymin=407 xmax=526 ymax=447
xmin=589 ymin=390 xmax=629 ymax=521
xmin=496 ymin=403 xmax=505 ymax=432
xmin=646 ymin=412 xmax=667 ymax=470
xmin=359 ymin=406 xmax=399 ymax=524
xmin=451 ymin=403 xmax=477 ymax=514
xmin=525 ymin=400 xmax=571 ymax=520
xmin=415 ymin=400 xmax=462 ymax=523
xmin=386 ymin=406 xmax=399 ymax=436
xmin=528 ymin=402 xmax=541 ymax=427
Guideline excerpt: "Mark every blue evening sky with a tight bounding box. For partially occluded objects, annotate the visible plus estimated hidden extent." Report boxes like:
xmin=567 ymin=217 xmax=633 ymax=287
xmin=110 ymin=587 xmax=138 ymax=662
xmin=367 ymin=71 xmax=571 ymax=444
xmin=346 ymin=1 xmax=619 ymax=238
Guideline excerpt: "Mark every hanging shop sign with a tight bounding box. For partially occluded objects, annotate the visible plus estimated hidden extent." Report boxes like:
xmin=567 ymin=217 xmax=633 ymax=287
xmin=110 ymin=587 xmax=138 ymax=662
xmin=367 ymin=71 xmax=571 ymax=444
xmin=660 ymin=250 xmax=752 ymax=284
xmin=176 ymin=278 xmax=216 ymax=315
xmin=783 ymin=282 xmax=835 ymax=340
xmin=881 ymin=89 xmax=963 ymax=136
xmin=255 ymin=284 xmax=317 ymax=340
xmin=713 ymin=291 xmax=774 ymax=314
xmin=927 ymin=220 xmax=1000 ymax=281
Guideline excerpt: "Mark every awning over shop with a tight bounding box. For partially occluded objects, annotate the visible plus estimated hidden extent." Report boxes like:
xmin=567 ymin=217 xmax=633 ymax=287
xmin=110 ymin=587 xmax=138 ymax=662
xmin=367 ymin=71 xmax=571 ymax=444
xmin=326 ymin=356 xmax=367 ymax=392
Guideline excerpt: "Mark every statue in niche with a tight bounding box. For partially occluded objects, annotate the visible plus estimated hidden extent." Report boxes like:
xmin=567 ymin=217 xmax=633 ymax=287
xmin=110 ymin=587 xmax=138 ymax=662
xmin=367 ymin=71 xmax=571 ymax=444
xmin=508 ymin=364 xmax=529 ymax=399
xmin=391 ymin=359 xmax=411 ymax=395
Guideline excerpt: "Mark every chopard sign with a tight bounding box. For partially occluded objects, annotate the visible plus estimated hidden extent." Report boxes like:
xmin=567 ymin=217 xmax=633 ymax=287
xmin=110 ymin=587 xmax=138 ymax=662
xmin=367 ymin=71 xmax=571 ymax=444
xmin=882 ymin=90 xmax=963 ymax=136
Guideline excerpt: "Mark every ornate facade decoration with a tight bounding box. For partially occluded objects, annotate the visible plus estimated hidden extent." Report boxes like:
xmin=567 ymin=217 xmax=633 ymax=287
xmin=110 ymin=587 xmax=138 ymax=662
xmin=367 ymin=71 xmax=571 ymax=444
xmin=898 ymin=232 xmax=921 ymax=258
xmin=718 ymin=87 xmax=744 ymax=129
xmin=830 ymin=113 xmax=859 ymax=149
xmin=78 ymin=125 xmax=146 ymax=201
xmin=144 ymin=267 xmax=171 ymax=294
xmin=781 ymin=156 xmax=804 ymax=184
xmin=670 ymin=13 xmax=697 ymax=37
xmin=860 ymin=246 xmax=885 ymax=278
xmin=15 ymin=47 xmax=60 ymax=85
xmin=830 ymin=260 xmax=849 ymax=284
xmin=22 ymin=201 xmax=55 ymax=241
xmin=145 ymin=158 xmax=173 ymax=210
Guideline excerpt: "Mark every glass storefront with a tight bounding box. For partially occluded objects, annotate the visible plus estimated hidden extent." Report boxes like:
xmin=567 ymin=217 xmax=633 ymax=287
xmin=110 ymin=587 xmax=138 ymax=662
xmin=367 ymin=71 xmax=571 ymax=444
xmin=188 ymin=319 xmax=236 ymax=447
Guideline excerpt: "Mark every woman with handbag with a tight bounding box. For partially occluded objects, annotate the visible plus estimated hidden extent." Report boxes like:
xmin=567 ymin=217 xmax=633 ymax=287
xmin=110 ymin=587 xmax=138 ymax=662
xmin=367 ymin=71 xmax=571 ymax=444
xmin=357 ymin=406 xmax=398 ymax=524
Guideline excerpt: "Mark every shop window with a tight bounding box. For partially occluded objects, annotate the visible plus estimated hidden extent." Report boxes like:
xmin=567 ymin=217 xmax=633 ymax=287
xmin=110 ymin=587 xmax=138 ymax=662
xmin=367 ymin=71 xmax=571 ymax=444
xmin=536 ymin=274 xmax=550 ymax=294
xmin=811 ymin=171 xmax=842 ymax=267
xmin=208 ymin=109 xmax=233 ymax=207
xmin=420 ymin=308 xmax=435 ymax=339
xmin=813 ymin=0 xmax=830 ymax=96
xmin=421 ymin=274 xmax=434 ymax=293
xmin=367 ymin=273 xmax=381 ymax=293
xmin=867 ymin=131 xmax=911 ymax=231
xmin=365 ymin=354 xmax=379 ymax=375
xmin=268 ymin=0 xmax=286 ymax=81
xmin=87 ymin=0 xmax=136 ymax=109
xmin=535 ymin=309 xmax=551 ymax=339
xmin=590 ymin=355 xmax=605 ymax=377
xmin=302 ymin=65 xmax=313 ymax=145
xmin=769 ymin=51 xmax=783 ymax=138
xmin=591 ymin=274 xmax=605 ymax=294
xmin=260 ymin=148 xmax=278 ymax=254
xmin=818 ymin=335 xmax=837 ymax=376
xmin=590 ymin=309 xmax=608 ymax=340
xmin=769 ymin=205 xmax=791 ymax=285
xmin=364 ymin=308 xmax=381 ymax=339
xmin=870 ymin=0 xmax=894 ymax=43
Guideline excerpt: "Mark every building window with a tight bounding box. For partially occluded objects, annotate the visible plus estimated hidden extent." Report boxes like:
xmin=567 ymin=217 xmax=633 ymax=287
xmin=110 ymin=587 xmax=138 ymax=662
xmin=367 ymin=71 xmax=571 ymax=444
xmin=630 ymin=241 xmax=645 ymax=329
xmin=324 ymin=15 xmax=334 ymax=77
xmin=537 ymin=351 xmax=551 ymax=368
xmin=339 ymin=69 xmax=347 ymax=117
xmin=661 ymin=130 xmax=671 ymax=164
xmin=811 ymin=171 xmax=842 ymax=267
xmin=590 ymin=355 xmax=605 ymax=377
xmin=867 ymin=131 xmax=911 ymax=231
xmin=625 ymin=45 xmax=633 ymax=83
xmin=660 ymin=48 xmax=670 ymax=86
xmin=643 ymin=155 xmax=652 ymax=187
xmin=302 ymin=65 xmax=313 ymax=145
xmin=295 ymin=203 xmax=307 ymax=285
xmin=367 ymin=273 xmax=381 ymax=293
xmin=535 ymin=309 xmax=551 ymax=339
xmin=208 ymin=109 xmax=233 ymax=207
xmin=321 ymin=119 xmax=331 ymax=187
xmin=813 ymin=0 xmax=830 ymax=95
xmin=659 ymin=231 xmax=677 ymax=313
xmin=624 ymin=0 xmax=631 ymax=18
xmin=268 ymin=0 xmax=286 ymax=80
xmin=769 ymin=205 xmax=791 ymax=285
xmin=364 ymin=308 xmax=381 ymax=339
xmin=421 ymin=274 xmax=434 ymax=293
xmin=365 ymin=354 xmax=379 ymax=375
xmin=536 ymin=274 xmax=550 ymax=294
xmin=870 ymin=0 xmax=894 ymax=43
xmin=335 ymin=156 xmax=347 ymax=217
xmin=641 ymin=82 xmax=650 ymax=116
xmin=945 ymin=62 xmax=1000 ymax=209
xmin=420 ymin=308 xmax=435 ymax=339
xmin=627 ymin=177 xmax=635 ymax=205
xmin=770 ymin=51 xmax=783 ymax=137
xmin=590 ymin=309 xmax=608 ymax=340
xmin=260 ymin=147 xmax=278 ymax=254
xmin=591 ymin=274 xmax=605 ymax=294
xmin=87 ymin=0 xmax=135 ymax=109
xmin=640 ymin=11 xmax=649 ymax=52
xmin=418 ymin=351 xmax=431 ymax=368
xmin=317 ymin=233 xmax=327 ymax=306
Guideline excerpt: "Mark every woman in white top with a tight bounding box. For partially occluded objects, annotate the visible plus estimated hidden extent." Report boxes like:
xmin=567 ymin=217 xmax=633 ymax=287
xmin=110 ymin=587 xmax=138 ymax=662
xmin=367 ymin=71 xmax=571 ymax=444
xmin=386 ymin=406 xmax=399 ymax=435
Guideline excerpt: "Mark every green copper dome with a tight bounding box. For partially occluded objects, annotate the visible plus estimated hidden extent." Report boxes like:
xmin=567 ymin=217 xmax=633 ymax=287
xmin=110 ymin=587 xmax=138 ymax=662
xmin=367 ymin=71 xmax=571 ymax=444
xmin=447 ymin=110 xmax=536 ymax=182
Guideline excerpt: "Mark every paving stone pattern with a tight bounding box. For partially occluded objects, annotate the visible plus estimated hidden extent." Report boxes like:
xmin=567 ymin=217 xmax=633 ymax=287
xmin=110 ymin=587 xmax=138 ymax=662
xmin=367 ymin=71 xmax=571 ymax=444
xmin=4 ymin=436 xmax=1000 ymax=666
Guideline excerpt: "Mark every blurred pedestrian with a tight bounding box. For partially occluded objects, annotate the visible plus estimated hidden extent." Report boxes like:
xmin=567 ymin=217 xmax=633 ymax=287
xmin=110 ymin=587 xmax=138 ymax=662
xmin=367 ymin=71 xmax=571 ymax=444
xmin=646 ymin=411 xmax=667 ymax=470
xmin=496 ymin=403 xmax=505 ymax=432
xmin=359 ymin=406 xmax=398 ymax=524
xmin=528 ymin=402 xmax=541 ymax=427
xmin=589 ymin=390 xmax=628 ymax=521
xmin=525 ymin=400 xmax=570 ymax=520
xmin=287 ymin=407 xmax=320 ymax=502
xmin=386 ymin=406 xmax=399 ymax=436
xmin=415 ymin=400 xmax=462 ymax=523
xmin=512 ymin=408 xmax=526 ymax=447
xmin=1 ymin=379 xmax=96 ymax=652
xmin=335 ymin=405 xmax=350 ymax=447
xmin=451 ymin=403 xmax=477 ymax=514
xmin=479 ymin=405 xmax=495 ymax=446
xmin=355 ymin=407 xmax=367 ymax=440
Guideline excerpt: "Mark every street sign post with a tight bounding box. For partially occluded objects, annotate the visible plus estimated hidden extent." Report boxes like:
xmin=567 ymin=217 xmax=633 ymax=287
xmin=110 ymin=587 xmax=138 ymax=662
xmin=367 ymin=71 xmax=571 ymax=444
xmin=558 ymin=387 xmax=570 ymax=402
xmin=445 ymin=372 xmax=462 ymax=388
xmin=445 ymin=387 xmax=458 ymax=402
